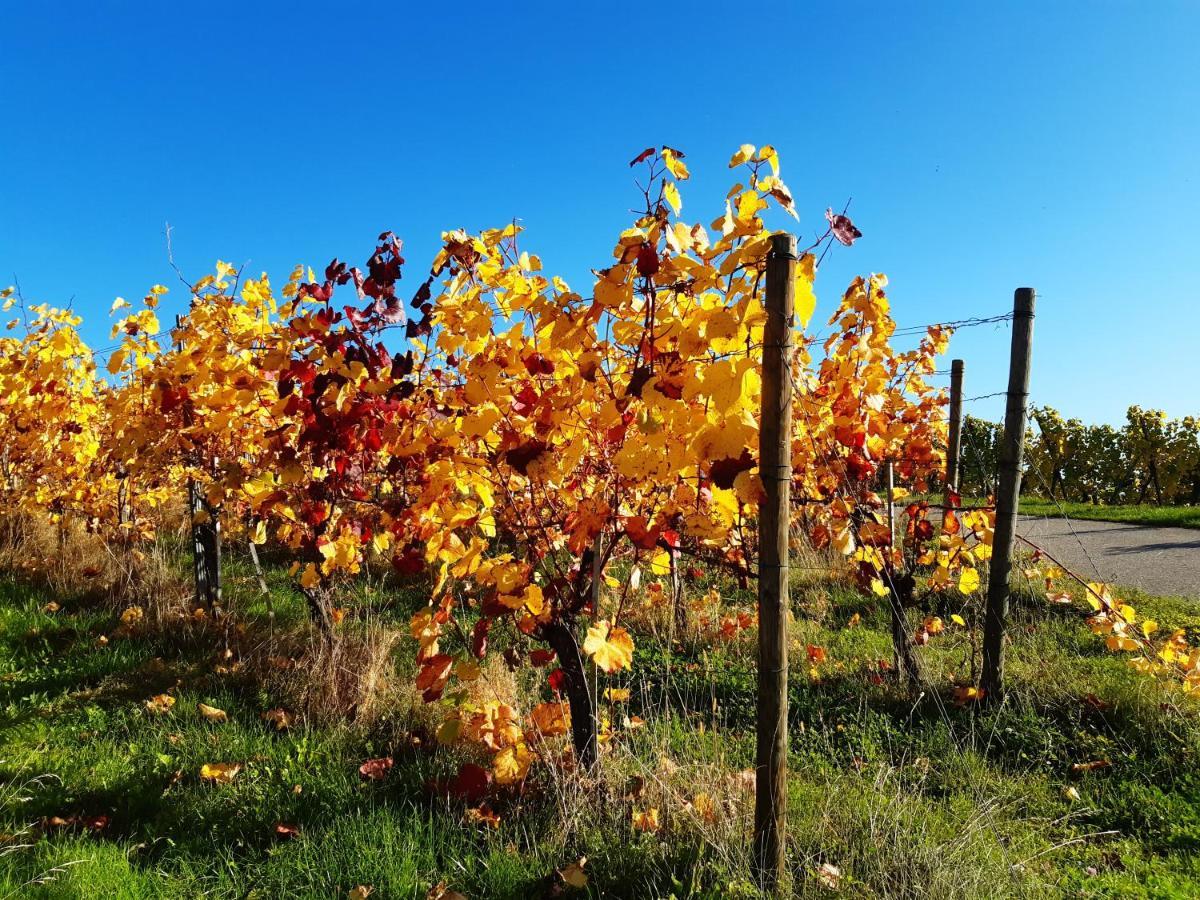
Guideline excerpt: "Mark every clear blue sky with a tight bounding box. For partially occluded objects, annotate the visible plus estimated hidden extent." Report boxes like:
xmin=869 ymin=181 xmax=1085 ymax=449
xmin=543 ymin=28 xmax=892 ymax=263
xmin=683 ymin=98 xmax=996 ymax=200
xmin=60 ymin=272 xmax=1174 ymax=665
xmin=2 ymin=1 xmax=1196 ymax=426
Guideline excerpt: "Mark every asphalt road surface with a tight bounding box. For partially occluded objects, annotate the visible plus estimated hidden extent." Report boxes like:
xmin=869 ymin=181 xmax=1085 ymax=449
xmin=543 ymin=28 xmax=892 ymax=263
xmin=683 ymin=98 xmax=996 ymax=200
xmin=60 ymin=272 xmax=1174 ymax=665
xmin=1016 ymin=516 xmax=1200 ymax=598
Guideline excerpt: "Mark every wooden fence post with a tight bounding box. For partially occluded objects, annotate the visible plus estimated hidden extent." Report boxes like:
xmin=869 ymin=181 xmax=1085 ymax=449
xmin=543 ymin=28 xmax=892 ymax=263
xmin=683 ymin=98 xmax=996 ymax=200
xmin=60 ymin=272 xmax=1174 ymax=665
xmin=981 ymin=289 xmax=1035 ymax=700
xmin=754 ymin=233 xmax=794 ymax=895
xmin=946 ymin=359 xmax=964 ymax=493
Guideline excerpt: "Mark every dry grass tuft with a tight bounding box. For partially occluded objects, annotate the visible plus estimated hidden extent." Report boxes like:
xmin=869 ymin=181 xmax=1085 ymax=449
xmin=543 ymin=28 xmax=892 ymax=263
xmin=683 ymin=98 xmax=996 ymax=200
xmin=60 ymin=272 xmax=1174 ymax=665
xmin=256 ymin=620 xmax=405 ymax=725
xmin=0 ymin=511 xmax=179 ymax=605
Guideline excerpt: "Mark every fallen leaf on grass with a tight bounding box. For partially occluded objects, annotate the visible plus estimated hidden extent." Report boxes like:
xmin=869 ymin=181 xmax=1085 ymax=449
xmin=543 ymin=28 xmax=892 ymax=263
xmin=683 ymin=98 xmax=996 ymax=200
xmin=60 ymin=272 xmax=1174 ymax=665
xmin=952 ymin=685 xmax=986 ymax=707
xmin=274 ymin=823 xmax=300 ymax=839
xmin=689 ymin=793 xmax=717 ymax=824
xmin=1070 ymin=759 xmax=1112 ymax=774
xmin=632 ymin=807 xmax=660 ymax=833
xmin=425 ymin=882 xmax=465 ymax=900
xmin=348 ymin=887 xmax=374 ymax=900
xmin=816 ymin=862 xmax=842 ymax=889
xmin=145 ymin=694 xmax=175 ymax=715
xmin=559 ymin=856 xmax=588 ymax=888
xmin=199 ymin=763 xmax=241 ymax=784
xmin=198 ymin=702 xmax=227 ymax=723
xmin=261 ymin=708 xmax=294 ymax=730
xmin=465 ymin=803 xmax=500 ymax=828
xmin=359 ymin=757 xmax=394 ymax=781
xmin=42 ymin=814 xmax=109 ymax=832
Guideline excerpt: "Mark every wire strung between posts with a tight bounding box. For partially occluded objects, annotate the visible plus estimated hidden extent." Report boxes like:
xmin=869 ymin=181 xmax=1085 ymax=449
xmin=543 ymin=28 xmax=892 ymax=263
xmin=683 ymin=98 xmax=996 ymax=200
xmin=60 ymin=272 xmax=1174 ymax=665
xmin=962 ymin=391 xmax=1009 ymax=404
xmin=955 ymin=388 xmax=1111 ymax=585
xmin=1018 ymin=438 xmax=1109 ymax=584
xmin=960 ymin=417 xmax=998 ymax=498
xmin=760 ymin=362 xmax=966 ymax=734
xmin=891 ymin=312 xmax=1014 ymax=337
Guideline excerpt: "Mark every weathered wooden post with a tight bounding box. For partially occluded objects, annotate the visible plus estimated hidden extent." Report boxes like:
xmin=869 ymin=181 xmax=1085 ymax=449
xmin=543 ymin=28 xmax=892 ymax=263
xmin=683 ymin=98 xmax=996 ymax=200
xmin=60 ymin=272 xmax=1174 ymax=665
xmin=981 ymin=289 xmax=1035 ymax=700
xmin=946 ymin=359 xmax=964 ymax=493
xmin=754 ymin=233 xmax=794 ymax=895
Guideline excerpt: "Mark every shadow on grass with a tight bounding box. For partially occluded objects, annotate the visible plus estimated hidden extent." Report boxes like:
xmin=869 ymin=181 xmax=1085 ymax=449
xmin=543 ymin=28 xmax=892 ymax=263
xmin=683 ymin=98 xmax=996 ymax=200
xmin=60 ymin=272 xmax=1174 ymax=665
xmin=630 ymin=622 xmax=1199 ymax=780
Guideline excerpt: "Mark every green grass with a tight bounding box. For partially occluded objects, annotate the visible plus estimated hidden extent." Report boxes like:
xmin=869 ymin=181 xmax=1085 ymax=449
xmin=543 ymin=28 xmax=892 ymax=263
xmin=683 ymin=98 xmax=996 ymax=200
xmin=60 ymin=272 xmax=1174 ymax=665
xmin=1017 ymin=497 xmax=1200 ymax=529
xmin=2 ymin=556 xmax=1200 ymax=898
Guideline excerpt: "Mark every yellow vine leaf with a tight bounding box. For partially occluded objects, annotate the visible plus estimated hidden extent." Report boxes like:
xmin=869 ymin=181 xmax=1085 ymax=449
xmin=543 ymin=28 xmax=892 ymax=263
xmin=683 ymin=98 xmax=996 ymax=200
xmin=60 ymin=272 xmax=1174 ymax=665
xmin=663 ymin=181 xmax=681 ymax=215
xmin=729 ymin=144 xmax=755 ymax=168
xmin=493 ymin=742 xmax=534 ymax=785
xmin=649 ymin=550 xmax=671 ymax=576
xmin=958 ymin=568 xmax=981 ymax=594
xmin=530 ymin=701 xmax=570 ymax=737
xmin=583 ymin=621 xmax=634 ymax=674
xmin=795 ymin=253 xmax=817 ymax=328
xmin=632 ymin=807 xmax=661 ymax=832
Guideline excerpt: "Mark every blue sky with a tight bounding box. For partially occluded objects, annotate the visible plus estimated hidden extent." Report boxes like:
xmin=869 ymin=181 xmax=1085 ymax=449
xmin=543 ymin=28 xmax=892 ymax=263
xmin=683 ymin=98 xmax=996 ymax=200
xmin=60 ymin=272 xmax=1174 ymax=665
xmin=2 ymin=0 xmax=1196 ymax=425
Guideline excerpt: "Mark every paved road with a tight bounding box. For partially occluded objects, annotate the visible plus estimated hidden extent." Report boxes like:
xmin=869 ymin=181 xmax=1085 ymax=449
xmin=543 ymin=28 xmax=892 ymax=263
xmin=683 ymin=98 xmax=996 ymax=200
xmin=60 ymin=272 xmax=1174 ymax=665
xmin=1016 ymin=516 xmax=1200 ymax=598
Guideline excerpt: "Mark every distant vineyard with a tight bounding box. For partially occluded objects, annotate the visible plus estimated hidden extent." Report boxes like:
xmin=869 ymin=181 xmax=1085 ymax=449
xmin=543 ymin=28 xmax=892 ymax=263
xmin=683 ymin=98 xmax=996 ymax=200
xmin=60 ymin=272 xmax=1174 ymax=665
xmin=960 ymin=406 xmax=1200 ymax=504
